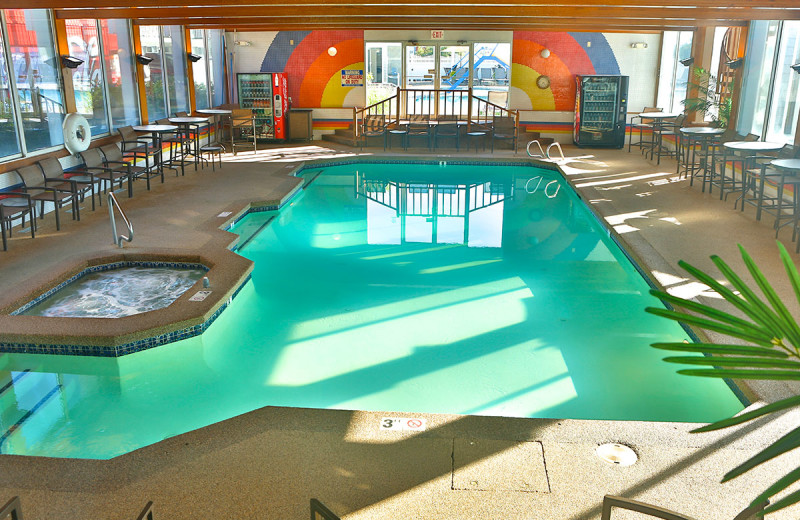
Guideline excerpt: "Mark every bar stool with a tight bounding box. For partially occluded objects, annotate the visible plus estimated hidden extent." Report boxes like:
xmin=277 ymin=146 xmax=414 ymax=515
xmin=652 ymin=114 xmax=685 ymax=165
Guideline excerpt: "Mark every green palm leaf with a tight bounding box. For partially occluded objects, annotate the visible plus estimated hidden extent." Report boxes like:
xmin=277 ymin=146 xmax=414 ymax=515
xmin=648 ymin=243 xmax=800 ymax=515
xmin=691 ymin=395 xmax=800 ymax=432
xmin=651 ymin=342 xmax=788 ymax=358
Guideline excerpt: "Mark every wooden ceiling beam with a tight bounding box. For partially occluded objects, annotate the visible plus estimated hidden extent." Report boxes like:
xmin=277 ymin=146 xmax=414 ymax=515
xmin=54 ymin=5 xmax=800 ymax=20
xmin=27 ymin=0 xmax=800 ymax=9
xmin=130 ymin=17 xmax=745 ymax=28
xmin=191 ymin=24 xmax=683 ymax=32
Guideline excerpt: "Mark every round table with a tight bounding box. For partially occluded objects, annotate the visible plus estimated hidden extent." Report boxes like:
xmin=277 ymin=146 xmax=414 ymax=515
xmin=196 ymin=109 xmax=232 ymax=150
xmin=770 ymin=158 xmax=800 ymax=242
xmin=720 ymin=141 xmax=785 ymax=203
xmin=132 ymin=124 xmax=178 ymax=174
xmin=169 ymin=117 xmax=210 ymax=167
xmin=642 ymin=113 xmax=680 ymax=161
xmin=679 ymin=127 xmax=725 ymax=190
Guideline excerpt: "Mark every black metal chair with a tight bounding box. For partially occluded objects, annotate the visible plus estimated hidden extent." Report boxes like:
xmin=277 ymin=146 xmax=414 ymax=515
xmin=651 ymin=113 xmax=685 ymax=165
xmin=79 ymin=148 xmax=132 ymax=201
xmin=434 ymin=120 xmax=460 ymax=150
xmin=156 ymin=118 xmax=191 ymax=176
xmin=14 ymin=164 xmax=76 ymax=231
xmin=38 ymin=157 xmax=97 ymax=217
xmin=359 ymin=114 xmax=387 ymax=150
xmin=602 ymin=495 xmax=766 ymax=520
xmin=0 ymin=180 xmax=36 ymax=251
xmin=491 ymin=115 xmax=518 ymax=153
xmin=118 ymin=126 xmax=161 ymax=178
xmin=100 ymin=144 xmax=159 ymax=193
xmin=628 ymin=106 xmax=661 ymax=154
xmin=407 ymin=115 xmax=432 ymax=151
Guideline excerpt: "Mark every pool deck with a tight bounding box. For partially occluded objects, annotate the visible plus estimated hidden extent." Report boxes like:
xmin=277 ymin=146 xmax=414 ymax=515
xmin=0 ymin=142 xmax=799 ymax=519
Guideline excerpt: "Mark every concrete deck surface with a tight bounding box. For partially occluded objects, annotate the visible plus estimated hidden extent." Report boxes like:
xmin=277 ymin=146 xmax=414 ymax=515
xmin=0 ymin=142 xmax=799 ymax=519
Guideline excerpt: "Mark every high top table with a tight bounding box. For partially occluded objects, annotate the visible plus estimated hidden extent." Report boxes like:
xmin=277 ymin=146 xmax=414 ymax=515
xmin=720 ymin=140 xmax=784 ymax=204
xmin=168 ymin=117 xmax=210 ymax=169
xmin=679 ymin=127 xmax=725 ymax=191
xmin=196 ymin=109 xmax=232 ymax=150
xmin=640 ymin=112 xmax=679 ymax=161
xmin=132 ymin=123 xmax=178 ymax=177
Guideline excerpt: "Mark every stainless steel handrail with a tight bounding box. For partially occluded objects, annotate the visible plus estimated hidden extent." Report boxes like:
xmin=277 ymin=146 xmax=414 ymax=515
xmin=108 ymin=192 xmax=133 ymax=247
xmin=547 ymin=142 xmax=566 ymax=161
xmin=526 ymin=139 xmax=545 ymax=158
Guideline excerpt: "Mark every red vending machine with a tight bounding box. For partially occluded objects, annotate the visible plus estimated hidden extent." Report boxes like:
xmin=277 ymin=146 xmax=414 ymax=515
xmin=236 ymin=72 xmax=288 ymax=140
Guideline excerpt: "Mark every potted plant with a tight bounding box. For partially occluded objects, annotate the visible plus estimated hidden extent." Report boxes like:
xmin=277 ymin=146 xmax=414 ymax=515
xmin=682 ymin=66 xmax=735 ymax=129
xmin=646 ymin=242 xmax=800 ymax=516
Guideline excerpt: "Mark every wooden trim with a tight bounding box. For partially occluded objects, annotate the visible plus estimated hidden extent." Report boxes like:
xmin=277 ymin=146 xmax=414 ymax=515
xmin=131 ymin=24 xmax=149 ymax=124
xmin=53 ymin=18 xmax=77 ymax=114
xmin=54 ymin=5 xmax=800 ymax=20
xmin=185 ymin=27 xmax=196 ymax=115
xmin=25 ymin=0 xmax=800 ymax=8
xmin=726 ymin=25 xmax=748 ymax=130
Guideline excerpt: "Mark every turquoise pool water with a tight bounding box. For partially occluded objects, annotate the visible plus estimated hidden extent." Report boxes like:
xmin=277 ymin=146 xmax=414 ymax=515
xmin=0 ymin=161 xmax=744 ymax=459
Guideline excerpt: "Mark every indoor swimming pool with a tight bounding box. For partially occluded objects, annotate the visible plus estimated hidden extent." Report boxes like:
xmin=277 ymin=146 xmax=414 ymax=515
xmin=0 ymin=161 xmax=745 ymax=458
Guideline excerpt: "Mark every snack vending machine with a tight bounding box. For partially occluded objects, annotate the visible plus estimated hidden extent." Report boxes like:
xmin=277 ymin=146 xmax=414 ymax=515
xmin=236 ymin=72 xmax=288 ymax=139
xmin=573 ymin=74 xmax=628 ymax=148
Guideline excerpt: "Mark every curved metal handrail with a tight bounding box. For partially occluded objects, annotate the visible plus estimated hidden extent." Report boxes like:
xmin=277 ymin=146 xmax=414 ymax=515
xmin=108 ymin=192 xmax=134 ymax=247
xmin=547 ymin=142 xmax=566 ymax=161
xmin=526 ymin=139 xmax=545 ymax=158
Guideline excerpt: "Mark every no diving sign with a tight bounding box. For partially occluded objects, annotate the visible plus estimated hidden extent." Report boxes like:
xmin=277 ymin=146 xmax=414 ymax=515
xmin=380 ymin=417 xmax=427 ymax=431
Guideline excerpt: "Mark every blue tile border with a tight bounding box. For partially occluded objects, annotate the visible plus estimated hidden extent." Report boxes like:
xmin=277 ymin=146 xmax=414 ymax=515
xmin=1 ymin=268 xmax=251 ymax=358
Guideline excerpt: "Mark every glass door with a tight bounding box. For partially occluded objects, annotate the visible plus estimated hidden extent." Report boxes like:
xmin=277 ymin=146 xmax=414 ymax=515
xmin=365 ymin=42 xmax=401 ymax=113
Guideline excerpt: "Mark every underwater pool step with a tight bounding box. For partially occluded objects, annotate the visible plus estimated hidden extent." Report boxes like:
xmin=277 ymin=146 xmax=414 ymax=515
xmin=0 ymin=369 xmax=29 ymax=397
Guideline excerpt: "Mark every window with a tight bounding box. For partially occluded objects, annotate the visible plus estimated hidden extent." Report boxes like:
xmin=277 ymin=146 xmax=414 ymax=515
xmin=190 ymin=29 xmax=209 ymax=110
xmin=141 ymin=25 xmax=189 ymax=120
xmin=208 ymin=29 xmax=225 ymax=107
xmin=100 ymin=19 xmax=138 ymax=129
xmin=3 ymin=9 xmax=64 ymax=156
xmin=737 ymin=20 xmax=800 ymax=144
xmin=365 ymin=42 xmax=401 ymax=109
xmin=189 ymin=29 xmax=226 ymax=110
xmin=66 ymin=19 xmax=109 ymax=135
xmin=0 ymin=16 xmax=22 ymax=159
xmin=473 ymin=43 xmax=510 ymax=108
xmin=656 ymin=31 xmax=693 ymax=113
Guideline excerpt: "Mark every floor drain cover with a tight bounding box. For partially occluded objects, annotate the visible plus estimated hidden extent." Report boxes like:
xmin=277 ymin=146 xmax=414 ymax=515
xmin=596 ymin=443 xmax=637 ymax=466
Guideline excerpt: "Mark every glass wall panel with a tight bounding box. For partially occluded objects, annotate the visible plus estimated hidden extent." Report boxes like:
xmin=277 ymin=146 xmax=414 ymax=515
xmin=190 ymin=29 xmax=208 ymax=110
xmin=5 ymin=9 xmax=64 ymax=152
xmin=208 ymin=29 xmax=225 ymax=107
xmin=473 ymin=43 xmax=510 ymax=108
xmin=765 ymin=21 xmax=800 ymax=144
xmin=736 ymin=21 xmax=779 ymax=138
xmin=66 ymin=19 xmax=108 ymax=135
xmin=140 ymin=25 xmax=166 ymax=121
xmin=365 ymin=42 xmax=400 ymax=110
xmin=163 ymin=26 xmax=189 ymax=116
xmin=0 ymin=20 xmax=21 ymax=158
xmin=405 ymin=46 xmax=435 ymax=88
xmin=101 ymin=19 xmax=138 ymax=128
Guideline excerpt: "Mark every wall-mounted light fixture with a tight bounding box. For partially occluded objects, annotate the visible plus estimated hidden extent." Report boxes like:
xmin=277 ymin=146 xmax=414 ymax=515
xmin=60 ymin=55 xmax=84 ymax=69
xmin=630 ymin=42 xmax=648 ymax=49
xmin=792 ymin=62 xmax=800 ymax=74
xmin=234 ymin=40 xmax=252 ymax=47
xmin=408 ymin=40 xmax=418 ymax=46
xmin=327 ymin=46 xmax=337 ymax=57
xmin=187 ymin=52 xmax=202 ymax=63
xmin=135 ymin=54 xmax=153 ymax=65
xmin=679 ymin=57 xmax=694 ymax=67
xmin=540 ymin=49 xmax=551 ymax=59
xmin=457 ymin=40 xmax=467 ymax=45
xmin=726 ymin=58 xmax=743 ymax=69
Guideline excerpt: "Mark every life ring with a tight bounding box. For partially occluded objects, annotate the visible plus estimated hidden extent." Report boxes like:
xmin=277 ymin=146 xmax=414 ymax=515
xmin=63 ymin=113 xmax=91 ymax=155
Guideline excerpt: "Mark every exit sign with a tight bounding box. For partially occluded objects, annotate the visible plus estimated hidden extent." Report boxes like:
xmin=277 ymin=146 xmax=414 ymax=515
xmin=431 ymin=30 xmax=444 ymax=39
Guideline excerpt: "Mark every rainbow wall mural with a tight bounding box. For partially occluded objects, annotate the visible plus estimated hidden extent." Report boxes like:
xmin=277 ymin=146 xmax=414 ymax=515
xmin=260 ymin=30 xmax=365 ymax=108
xmin=512 ymin=31 xmax=620 ymax=111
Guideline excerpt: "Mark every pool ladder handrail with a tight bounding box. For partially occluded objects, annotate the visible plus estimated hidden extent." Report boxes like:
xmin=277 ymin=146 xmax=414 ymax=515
xmin=547 ymin=142 xmax=566 ymax=161
xmin=526 ymin=139 xmax=546 ymax=158
xmin=527 ymin=140 xmax=566 ymax=162
xmin=108 ymin=192 xmax=134 ymax=248
xmin=0 ymin=496 xmax=22 ymax=520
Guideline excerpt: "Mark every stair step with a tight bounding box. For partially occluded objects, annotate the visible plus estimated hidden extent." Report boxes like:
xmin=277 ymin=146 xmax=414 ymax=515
xmin=322 ymin=133 xmax=357 ymax=147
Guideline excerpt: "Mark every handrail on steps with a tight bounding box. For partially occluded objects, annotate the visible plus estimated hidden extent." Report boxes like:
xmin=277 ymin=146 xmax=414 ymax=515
xmin=108 ymin=192 xmax=134 ymax=247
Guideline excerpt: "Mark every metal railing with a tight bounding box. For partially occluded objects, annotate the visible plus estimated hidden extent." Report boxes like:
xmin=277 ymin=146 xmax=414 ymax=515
xmin=527 ymin=139 xmax=546 ymax=158
xmin=354 ymin=88 xmax=518 ymax=137
xmin=135 ymin=501 xmax=154 ymax=520
xmin=0 ymin=496 xmax=22 ymax=520
xmin=108 ymin=192 xmax=133 ymax=247
xmin=547 ymin=142 xmax=566 ymax=161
